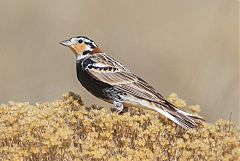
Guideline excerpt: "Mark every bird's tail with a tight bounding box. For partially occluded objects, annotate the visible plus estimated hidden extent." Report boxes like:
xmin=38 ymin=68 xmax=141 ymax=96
xmin=124 ymin=96 xmax=204 ymax=129
xmin=154 ymin=101 xmax=205 ymax=129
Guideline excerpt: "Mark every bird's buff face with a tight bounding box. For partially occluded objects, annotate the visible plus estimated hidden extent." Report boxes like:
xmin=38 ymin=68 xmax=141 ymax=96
xmin=60 ymin=36 xmax=98 ymax=56
xmin=70 ymin=43 xmax=88 ymax=56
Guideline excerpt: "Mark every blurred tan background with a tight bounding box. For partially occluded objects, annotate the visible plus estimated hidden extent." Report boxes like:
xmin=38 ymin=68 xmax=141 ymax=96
xmin=0 ymin=0 xmax=238 ymax=123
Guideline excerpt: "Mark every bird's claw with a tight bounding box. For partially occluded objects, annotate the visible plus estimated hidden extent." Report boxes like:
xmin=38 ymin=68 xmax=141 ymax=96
xmin=113 ymin=101 xmax=123 ymax=114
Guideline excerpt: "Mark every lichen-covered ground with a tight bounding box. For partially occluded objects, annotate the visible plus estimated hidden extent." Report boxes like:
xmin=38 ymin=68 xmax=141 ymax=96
xmin=0 ymin=92 xmax=239 ymax=161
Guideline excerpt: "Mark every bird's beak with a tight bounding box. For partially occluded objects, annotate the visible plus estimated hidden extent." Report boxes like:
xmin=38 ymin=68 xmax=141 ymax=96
xmin=59 ymin=39 xmax=71 ymax=47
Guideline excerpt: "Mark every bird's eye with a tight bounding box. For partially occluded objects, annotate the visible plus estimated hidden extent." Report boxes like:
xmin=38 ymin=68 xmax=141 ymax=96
xmin=78 ymin=40 xmax=83 ymax=43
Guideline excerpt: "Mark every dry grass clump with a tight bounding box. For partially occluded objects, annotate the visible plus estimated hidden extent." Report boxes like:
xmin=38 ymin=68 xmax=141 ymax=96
xmin=0 ymin=92 xmax=239 ymax=161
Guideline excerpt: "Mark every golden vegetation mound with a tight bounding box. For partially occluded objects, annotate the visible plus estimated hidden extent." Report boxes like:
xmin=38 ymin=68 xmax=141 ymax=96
xmin=0 ymin=92 xmax=239 ymax=161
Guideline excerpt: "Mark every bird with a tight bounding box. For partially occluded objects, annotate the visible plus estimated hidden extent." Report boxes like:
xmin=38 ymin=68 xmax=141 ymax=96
xmin=59 ymin=36 xmax=204 ymax=129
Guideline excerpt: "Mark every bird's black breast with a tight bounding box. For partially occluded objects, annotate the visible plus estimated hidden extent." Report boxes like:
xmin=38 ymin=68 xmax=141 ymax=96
xmin=76 ymin=59 xmax=111 ymax=100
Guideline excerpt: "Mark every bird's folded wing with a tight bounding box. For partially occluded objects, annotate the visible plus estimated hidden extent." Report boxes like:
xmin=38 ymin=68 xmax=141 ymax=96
xmin=84 ymin=53 xmax=165 ymax=103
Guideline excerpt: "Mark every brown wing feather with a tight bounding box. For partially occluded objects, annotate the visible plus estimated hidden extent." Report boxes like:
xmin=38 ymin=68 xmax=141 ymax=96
xmin=86 ymin=68 xmax=136 ymax=85
xmin=84 ymin=53 xmax=166 ymax=103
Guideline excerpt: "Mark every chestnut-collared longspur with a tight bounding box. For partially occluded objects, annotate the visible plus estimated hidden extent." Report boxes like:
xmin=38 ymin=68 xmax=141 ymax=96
xmin=60 ymin=36 xmax=204 ymax=129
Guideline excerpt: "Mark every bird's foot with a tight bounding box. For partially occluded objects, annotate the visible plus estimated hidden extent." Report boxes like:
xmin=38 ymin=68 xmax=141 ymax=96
xmin=113 ymin=101 xmax=124 ymax=114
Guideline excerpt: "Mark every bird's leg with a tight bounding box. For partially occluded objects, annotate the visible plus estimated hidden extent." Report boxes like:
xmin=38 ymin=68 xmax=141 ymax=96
xmin=113 ymin=101 xmax=124 ymax=114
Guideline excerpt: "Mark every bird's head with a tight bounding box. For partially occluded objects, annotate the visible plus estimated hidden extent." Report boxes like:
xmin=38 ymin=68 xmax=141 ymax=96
xmin=60 ymin=36 xmax=101 ymax=56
